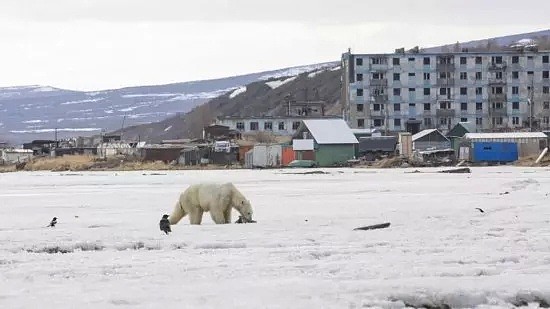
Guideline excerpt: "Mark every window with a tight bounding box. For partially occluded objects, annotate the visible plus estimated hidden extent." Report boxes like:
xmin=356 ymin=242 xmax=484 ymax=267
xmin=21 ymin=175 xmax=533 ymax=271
xmin=492 ymin=87 xmax=503 ymax=94
xmin=476 ymin=87 xmax=482 ymax=95
xmin=460 ymin=57 xmax=467 ymax=65
xmin=356 ymin=104 xmax=364 ymax=112
xmin=393 ymin=73 xmax=400 ymax=81
xmin=372 ymin=57 xmax=383 ymax=64
xmin=512 ymin=56 xmax=519 ymax=64
xmin=492 ymin=56 xmax=503 ymax=64
xmin=373 ymin=104 xmax=383 ymax=111
xmin=393 ymin=88 xmax=401 ymax=96
xmin=292 ymin=121 xmax=301 ymax=130
xmin=393 ymin=58 xmax=400 ymax=65
xmin=356 ymin=58 xmax=363 ymax=66
xmin=460 ymin=87 xmax=467 ymax=95
xmin=528 ymin=71 xmax=534 ymax=75
xmin=439 ymin=88 xmax=447 ymax=95
xmin=544 ymin=117 xmax=550 ymax=125
xmin=461 ymin=118 xmax=468 ymax=122
xmin=424 ymin=103 xmax=431 ymax=111
xmin=475 ymin=72 xmax=482 ymax=80
xmin=439 ymin=101 xmax=451 ymax=109
xmin=544 ymin=86 xmax=550 ymax=94
xmin=476 ymin=102 xmax=483 ymax=110
xmin=373 ymin=87 xmax=385 ymax=96
xmin=356 ymin=88 xmax=363 ymax=96
xmin=250 ymin=122 xmax=259 ymax=131
xmin=236 ymin=122 xmax=245 ymax=131
xmin=424 ymin=88 xmax=430 ymax=95
xmin=491 ymin=102 xmax=504 ymax=109
xmin=544 ymin=102 xmax=550 ymax=109
xmin=357 ymin=119 xmax=365 ymax=128
xmin=492 ymin=117 xmax=503 ymax=125
xmin=423 ymin=73 xmax=430 ymax=80
xmin=394 ymin=119 xmax=401 ymax=127
xmin=424 ymin=118 xmax=432 ymax=126
xmin=528 ymin=56 xmax=533 ymax=60
xmin=264 ymin=122 xmax=273 ymax=131
xmin=512 ymin=71 xmax=519 ymax=79
xmin=408 ymin=73 xmax=415 ymax=77
xmin=544 ymin=55 xmax=549 ymax=64
xmin=460 ymin=72 xmax=467 ymax=80
xmin=394 ymin=104 xmax=401 ymax=111
xmin=544 ymin=71 xmax=549 ymax=79
xmin=373 ymin=119 xmax=384 ymax=126
xmin=356 ymin=73 xmax=363 ymax=81
xmin=423 ymin=57 xmax=430 ymax=65
xmin=512 ymin=86 xmax=519 ymax=95
xmin=409 ymin=103 xmax=416 ymax=107
xmin=495 ymin=71 xmax=503 ymax=79
xmin=372 ymin=72 xmax=384 ymax=79
xmin=475 ymin=56 xmax=482 ymax=64
xmin=278 ymin=122 xmax=285 ymax=130
xmin=408 ymin=57 xmax=415 ymax=62
xmin=512 ymin=102 xmax=519 ymax=110
xmin=461 ymin=102 xmax=468 ymax=111
xmin=409 ymin=88 xmax=416 ymax=92
xmin=476 ymin=117 xmax=483 ymax=125
xmin=439 ymin=117 xmax=448 ymax=125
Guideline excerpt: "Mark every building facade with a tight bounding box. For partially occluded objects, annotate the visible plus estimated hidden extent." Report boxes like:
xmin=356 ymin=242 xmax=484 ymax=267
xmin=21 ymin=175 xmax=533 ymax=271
xmin=341 ymin=50 xmax=550 ymax=134
xmin=215 ymin=116 xmax=340 ymax=136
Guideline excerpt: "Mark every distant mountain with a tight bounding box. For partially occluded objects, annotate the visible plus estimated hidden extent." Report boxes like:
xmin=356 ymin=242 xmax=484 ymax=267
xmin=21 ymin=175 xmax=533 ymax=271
xmin=0 ymin=62 xmax=336 ymax=144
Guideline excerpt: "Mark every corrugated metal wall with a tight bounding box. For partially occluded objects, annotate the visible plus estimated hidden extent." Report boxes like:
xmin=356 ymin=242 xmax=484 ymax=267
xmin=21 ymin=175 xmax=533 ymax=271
xmin=315 ymin=144 xmax=355 ymax=167
xmin=472 ymin=142 xmax=518 ymax=162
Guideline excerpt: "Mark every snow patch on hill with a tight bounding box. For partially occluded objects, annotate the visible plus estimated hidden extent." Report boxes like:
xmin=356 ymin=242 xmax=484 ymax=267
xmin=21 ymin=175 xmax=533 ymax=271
xmin=229 ymin=86 xmax=247 ymax=99
xmin=265 ymin=76 xmax=297 ymax=89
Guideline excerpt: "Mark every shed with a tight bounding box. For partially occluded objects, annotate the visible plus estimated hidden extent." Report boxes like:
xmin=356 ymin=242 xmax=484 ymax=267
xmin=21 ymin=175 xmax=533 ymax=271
xmin=412 ymin=129 xmax=450 ymax=151
xmin=447 ymin=122 xmax=476 ymax=153
xmin=0 ymin=149 xmax=33 ymax=164
xmin=463 ymin=132 xmax=548 ymax=158
xmin=293 ymin=119 xmax=359 ymax=167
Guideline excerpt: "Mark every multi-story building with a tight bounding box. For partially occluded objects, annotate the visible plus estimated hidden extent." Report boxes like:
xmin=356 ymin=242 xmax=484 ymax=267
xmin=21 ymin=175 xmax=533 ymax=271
xmin=341 ymin=50 xmax=550 ymax=134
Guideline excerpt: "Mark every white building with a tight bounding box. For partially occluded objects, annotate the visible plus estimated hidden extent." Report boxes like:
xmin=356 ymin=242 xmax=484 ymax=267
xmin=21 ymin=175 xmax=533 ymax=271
xmin=215 ymin=116 xmax=341 ymax=136
xmin=0 ymin=149 xmax=33 ymax=164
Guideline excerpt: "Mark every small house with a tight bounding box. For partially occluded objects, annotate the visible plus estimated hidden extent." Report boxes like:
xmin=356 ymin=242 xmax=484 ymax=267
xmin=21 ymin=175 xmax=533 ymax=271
xmin=446 ymin=122 xmax=476 ymax=152
xmin=293 ymin=119 xmax=359 ymax=167
xmin=412 ymin=129 xmax=451 ymax=151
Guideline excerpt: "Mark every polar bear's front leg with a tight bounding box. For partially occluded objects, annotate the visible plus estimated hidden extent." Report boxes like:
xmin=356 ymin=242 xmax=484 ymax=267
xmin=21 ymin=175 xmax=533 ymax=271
xmin=223 ymin=208 xmax=232 ymax=224
xmin=209 ymin=210 xmax=227 ymax=224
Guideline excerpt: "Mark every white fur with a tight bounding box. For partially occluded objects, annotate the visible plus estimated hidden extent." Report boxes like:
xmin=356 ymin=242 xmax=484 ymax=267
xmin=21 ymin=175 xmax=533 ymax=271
xmin=168 ymin=182 xmax=253 ymax=225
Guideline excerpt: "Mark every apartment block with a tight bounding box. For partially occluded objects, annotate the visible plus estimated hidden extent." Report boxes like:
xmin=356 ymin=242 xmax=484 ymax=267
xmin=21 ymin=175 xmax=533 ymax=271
xmin=341 ymin=50 xmax=550 ymax=134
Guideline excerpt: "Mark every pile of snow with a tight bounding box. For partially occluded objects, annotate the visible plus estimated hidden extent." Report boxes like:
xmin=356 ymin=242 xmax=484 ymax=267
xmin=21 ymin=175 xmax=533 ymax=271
xmin=259 ymin=62 xmax=339 ymax=81
xmin=1 ymin=167 xmax=550 ymax=308
xmin=265 ymin=76 xmax=297 ymax=89
xmin=164 ymin=125 xmax=172 ymax=132
xmin=229 ymin=86 xmax=247 ymax=99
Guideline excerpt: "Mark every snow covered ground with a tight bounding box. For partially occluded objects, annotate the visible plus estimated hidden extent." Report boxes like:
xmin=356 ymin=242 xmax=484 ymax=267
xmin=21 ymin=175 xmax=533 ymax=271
xmin=1 ymin=167 xmax=550 ymax=308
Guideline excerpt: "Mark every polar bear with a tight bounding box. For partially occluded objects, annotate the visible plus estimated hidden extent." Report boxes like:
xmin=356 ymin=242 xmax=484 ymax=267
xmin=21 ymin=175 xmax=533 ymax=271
xmin=168 ymin=182 xmax=254 ymax=225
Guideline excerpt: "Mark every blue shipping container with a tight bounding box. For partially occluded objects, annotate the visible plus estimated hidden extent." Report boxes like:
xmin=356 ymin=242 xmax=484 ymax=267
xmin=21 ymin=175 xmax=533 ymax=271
xmin=472 ymin=142 xmax=518 ymax=162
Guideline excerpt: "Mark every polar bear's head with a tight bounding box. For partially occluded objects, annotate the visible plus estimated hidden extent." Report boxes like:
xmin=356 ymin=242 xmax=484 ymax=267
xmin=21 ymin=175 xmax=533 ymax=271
xmin=236 ymin=198 xmax=253 ymax=221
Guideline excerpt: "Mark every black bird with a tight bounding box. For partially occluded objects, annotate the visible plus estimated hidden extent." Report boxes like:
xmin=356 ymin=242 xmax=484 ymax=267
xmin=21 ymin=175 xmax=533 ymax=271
xmin=48 ymin=217 xmax=57 ymax=227
xmin=159 ymin=214 xmax=171 ymax=235
xmin=475 ymin=208 xmax=485 ymax=213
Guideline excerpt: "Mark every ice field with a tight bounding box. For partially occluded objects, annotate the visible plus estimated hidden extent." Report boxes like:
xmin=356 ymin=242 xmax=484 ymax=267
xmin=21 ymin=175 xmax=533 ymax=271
xmin=1 ymin=167 xmax=550 ymax=308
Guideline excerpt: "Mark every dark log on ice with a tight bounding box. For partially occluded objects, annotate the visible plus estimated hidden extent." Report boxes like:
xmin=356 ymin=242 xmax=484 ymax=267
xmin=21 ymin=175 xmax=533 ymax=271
xmin=439 ymin=167 xmax=471 ymax=174
xmin=475 ymin=207 xmax=485 ymax=213
xmin=235 ymin=216 xmax=257 ymax=224
xmin=353 ymin=222 xmax=390 ymax=231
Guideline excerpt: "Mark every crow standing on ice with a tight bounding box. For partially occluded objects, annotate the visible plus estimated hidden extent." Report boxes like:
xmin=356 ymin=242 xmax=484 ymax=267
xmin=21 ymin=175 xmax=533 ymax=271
xmin=48 ymin=217 xmax=57 ymax=227
xmin=159 ymin=214 xmax=171 ymax=235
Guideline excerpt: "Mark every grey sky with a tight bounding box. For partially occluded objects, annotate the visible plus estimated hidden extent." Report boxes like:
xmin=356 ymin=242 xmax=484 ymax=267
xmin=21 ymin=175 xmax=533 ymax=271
xmin=0 ymin=0 xmax=549 ymax=90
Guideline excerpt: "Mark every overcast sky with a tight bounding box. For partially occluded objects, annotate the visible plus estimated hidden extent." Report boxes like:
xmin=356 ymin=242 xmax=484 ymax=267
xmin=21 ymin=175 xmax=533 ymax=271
xmin=0 ymin=0 xmax=549 ymax=91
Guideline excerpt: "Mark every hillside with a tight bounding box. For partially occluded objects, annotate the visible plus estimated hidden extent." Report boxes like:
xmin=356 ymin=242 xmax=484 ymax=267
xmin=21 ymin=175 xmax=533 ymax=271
xmin=112 ymin=65 xmax=343 ymax=142
xmin=0 ymin=62 xmax=336 ymax=144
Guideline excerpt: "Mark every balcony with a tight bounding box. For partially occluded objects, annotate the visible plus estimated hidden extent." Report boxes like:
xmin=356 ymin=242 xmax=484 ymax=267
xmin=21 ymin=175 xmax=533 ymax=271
xmin=436 ymin=63 xmax=455 ymax=72
xmin=436 ymin=109 xmax=456 ymax=117
xmin=369 ymin=79 xmax=388 ymax=86
xmin=436 ymin=78 xmax=455 ymax=86
xmin=489 ymin=93 xmax=507 ymax=101
xmin=370 ymin=94 xmax=389 ymax=103
xmin=488 ymin=78 xmax=506 ymax=86
xmin=489 ymin=107 xmax=508 ymax=116
xmin=369 ymin=63 xmax=388 ymax=72
xmin=488 ymin=61 xmax=507 ymax=71
xmin=370 ymin=110 xmax=385 ymax=117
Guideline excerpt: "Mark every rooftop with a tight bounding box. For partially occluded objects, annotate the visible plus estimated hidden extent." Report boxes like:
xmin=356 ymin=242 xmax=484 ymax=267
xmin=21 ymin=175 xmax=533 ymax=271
xmin=464 ymin=132 xmax=548 ymax=139
xmin=301 ymin=119 xmax=358 ymax=144
xmin=345 ymin=50 xmax=550 ymax=57
xmin=412 ymin=129 xmax=441 ymax=141
xmin=217 ymin=115 xmax=341 ymax=120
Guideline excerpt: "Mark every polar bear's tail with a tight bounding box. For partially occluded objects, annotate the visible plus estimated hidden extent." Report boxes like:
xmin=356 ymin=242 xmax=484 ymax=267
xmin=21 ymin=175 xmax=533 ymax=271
xmin=168 ymin=197 xmax=186 ymax=225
